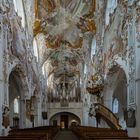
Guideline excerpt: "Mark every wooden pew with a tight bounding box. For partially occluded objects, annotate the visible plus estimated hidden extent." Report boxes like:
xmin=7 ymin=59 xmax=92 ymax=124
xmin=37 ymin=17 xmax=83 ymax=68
xmin=71 ymin=126 xmax=139 ymax=140
xmin=0 ymin=126 xmax=59 ymax=140
xmin=8 ymin=126 xmax=59 ymax=139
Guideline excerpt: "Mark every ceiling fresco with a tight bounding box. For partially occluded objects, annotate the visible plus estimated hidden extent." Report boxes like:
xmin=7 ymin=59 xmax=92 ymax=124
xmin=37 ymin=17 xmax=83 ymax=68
xmin=34 ymin=0 xmax=96 ymax=85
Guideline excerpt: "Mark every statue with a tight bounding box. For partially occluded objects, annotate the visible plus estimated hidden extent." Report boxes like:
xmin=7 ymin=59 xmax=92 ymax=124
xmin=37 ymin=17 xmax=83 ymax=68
xmin=2 ymin=106 xmax=10 ymax=128
xmin=126 ymin=108 xmax=136 ymax=128
xmin=62 ymin=82 xmax=66 ymax=99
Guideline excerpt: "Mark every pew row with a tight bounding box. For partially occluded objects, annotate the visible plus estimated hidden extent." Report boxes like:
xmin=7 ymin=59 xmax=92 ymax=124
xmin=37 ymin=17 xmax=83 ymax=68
xmin=0 ymin=126 xmax=60 ymax=140
xmin=71 ymin=126 xmax=139 ymax=140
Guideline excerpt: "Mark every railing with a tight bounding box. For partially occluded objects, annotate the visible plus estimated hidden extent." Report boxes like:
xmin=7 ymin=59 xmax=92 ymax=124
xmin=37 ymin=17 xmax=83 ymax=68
xmin=94 ymin=103 xmax=121 ymax=129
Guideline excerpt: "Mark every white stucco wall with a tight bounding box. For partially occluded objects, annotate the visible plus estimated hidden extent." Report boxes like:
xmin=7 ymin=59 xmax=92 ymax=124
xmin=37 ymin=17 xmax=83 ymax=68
xmin=47 ymin=102 xmax=83 ymax=125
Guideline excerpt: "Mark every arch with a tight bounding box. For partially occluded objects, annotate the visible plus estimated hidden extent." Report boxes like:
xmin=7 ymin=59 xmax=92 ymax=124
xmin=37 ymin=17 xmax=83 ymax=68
xmin=112 ymin=68 xmax=127 ymax=129
xmin=9 ymin=64 xmax=28 ymax=96
xmin=104 ymin=66 xmax=127 ymax=129
xmin=106 ymin=61 xmax=128 ymax=87
xmin=115 ymin=57 xmax=129 ymax=82
xmin=8 ymin=64 xmax=28 ymax=128
xmin=8 ymin=60 xmax=21 ymax=77
xmin=49 ymin=112 xmax=81 ymax=128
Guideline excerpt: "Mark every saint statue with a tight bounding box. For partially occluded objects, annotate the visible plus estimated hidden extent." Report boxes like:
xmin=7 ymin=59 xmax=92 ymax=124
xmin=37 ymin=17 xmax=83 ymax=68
xmin=2 ymin=106 xmax=10 ymax=128
xmin=62 ymin=82 xmax=66 ymax=99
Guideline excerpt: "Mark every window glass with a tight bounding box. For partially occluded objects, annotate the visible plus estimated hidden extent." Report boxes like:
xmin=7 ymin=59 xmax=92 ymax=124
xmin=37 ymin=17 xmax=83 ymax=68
xmin=91 ymin=38 xmax=96 ymax=59
xmin=113 ymin=98 xmax=119 ymax=113
xmin=42 ymin=64 xmax=45 ymax=75
xmin=33 ymin=38 xmax=39 ymax=61
xmin=105 ymin=0 xmax=117 ymax=25
xmin=13 ymin=0 xmax=17 ymax=12
xmin=14 ymin=98 xmax=19 ymax=114
xmin=84 ymin=64 xmax=87 ymax=74
xmin=13 ymin=0 xmax=25 ymax=27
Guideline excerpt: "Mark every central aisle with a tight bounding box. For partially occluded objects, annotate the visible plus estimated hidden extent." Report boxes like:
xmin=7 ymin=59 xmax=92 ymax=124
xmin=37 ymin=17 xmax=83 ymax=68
xmin=53 ymin=130 xmax=78 ymax=140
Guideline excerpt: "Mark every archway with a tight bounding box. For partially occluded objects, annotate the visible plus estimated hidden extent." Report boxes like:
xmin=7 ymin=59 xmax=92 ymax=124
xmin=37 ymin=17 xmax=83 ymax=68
xmin=103 ymin=66 xmax=128 ymax=129
xmin=8 ymin=66 xmax=27 ymax=128
xmin=112 ymin=68 xmax=127 ymax=129
xmin=49 ymin=112 xmax=81 ymax=129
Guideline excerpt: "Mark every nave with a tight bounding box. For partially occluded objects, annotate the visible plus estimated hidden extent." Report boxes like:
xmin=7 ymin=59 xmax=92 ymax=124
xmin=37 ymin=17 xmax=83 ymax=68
xmin=1 ymin=0 xmax=140 ymax=139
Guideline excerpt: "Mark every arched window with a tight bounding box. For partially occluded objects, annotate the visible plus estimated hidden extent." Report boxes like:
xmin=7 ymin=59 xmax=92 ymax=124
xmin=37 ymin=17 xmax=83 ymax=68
xmin=80 ymin=77 xmax=82 ymax=86
xmin=105 ymin=9 xmax=110 ymax=25
xmin=105 ymin=0 xmax=117 ymax=25
xmin=112 ymin=98 xmax=119 ymax=113
xmin=91 ymin=38 xmax=96 ymax=59
xmin=42 ymin=64 xmax=45 ymax=75
xmin=84 ymin=64 xmax=87 ymax=74
xmin=13 ymin=0 xmax=17 ymax=12
xmin=33 ymin=38 xmax=39 ymax=61
xmin=13 ymin=0 xmax=25 ymax=27
xmin=14 ymin=97 xmax=19 ymax=114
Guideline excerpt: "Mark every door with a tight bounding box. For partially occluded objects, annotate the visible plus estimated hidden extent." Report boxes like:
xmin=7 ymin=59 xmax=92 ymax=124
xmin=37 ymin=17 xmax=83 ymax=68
xmin=60 ymin=115 xmax=68 ymax=129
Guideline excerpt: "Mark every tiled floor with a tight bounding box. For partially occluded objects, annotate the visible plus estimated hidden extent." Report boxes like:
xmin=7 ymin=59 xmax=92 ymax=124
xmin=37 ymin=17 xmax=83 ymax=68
xmin=54 ymin=130 xmax=78 ymax=140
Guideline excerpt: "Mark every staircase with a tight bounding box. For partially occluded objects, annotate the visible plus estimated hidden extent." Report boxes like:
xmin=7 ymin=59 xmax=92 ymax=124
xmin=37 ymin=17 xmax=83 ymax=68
xmin=94 ymin=103 xmax=121 ymax=129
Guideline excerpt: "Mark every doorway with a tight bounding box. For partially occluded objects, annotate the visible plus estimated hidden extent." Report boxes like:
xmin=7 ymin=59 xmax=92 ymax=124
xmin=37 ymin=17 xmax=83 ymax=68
xmin=49 ymin=112 xmax=81 ymax=128
xmin=60 ymin=115 xmax=68 ymax=129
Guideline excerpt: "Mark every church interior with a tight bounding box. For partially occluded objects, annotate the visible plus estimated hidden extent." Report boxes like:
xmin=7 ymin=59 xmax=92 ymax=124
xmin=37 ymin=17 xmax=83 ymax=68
xmin=0 ymin=0 xmax=140 ymax=139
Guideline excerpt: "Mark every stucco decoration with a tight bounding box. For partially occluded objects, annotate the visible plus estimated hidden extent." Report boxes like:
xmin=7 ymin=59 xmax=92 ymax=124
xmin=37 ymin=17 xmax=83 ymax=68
xmin=34 ymin=0 xmax=96 ymax=72
xmin=33 ymin=0 xmax=96 ymax=104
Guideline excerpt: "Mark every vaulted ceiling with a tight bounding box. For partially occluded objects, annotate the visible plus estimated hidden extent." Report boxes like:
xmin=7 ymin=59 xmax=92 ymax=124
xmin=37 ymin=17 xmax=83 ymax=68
xmin=33 ymin=0 xmax=96 ymax=86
